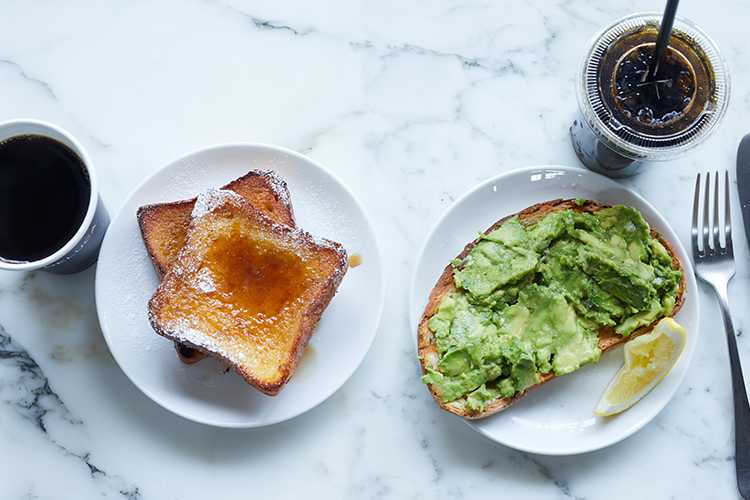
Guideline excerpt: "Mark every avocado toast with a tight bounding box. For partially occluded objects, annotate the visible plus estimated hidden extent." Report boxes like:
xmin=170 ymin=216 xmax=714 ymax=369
xmin=417 ymin=199 xmax=685 ymax=419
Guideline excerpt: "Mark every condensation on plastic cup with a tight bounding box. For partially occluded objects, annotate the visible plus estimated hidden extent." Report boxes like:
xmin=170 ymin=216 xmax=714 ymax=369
xmin=570 ymin=13 xmax=730 ymax=177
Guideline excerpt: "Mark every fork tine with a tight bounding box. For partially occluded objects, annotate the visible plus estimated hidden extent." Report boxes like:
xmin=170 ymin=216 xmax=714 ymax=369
xmin=725 ymin=170 xmax=733 ymax=255
xmin=692 ymin=173 xmax=701 ymax=256
xmin=703 ymin=171 xmax=711 ymax=252
xmin=714 ymin=170 xmax=721 ymax=248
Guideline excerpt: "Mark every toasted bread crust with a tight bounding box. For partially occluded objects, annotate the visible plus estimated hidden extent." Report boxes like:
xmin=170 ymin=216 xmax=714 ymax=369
xmin=417 ymin=199 xmax=686 ymax=418
xmin=137 ymin=170 xmax=296 ymax=364
xmin=148 ymin=194 xmax=347 ymax=395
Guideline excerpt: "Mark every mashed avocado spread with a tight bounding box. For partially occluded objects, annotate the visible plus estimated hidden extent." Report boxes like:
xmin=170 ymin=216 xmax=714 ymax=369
xmin=421 ymin=204 xmax=681 ymax=413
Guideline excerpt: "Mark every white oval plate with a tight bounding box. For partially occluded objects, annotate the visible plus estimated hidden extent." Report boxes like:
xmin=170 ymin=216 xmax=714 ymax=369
xmin=410 ymin=165 xmax=699 ymax=455
xmin=96 ymin=144 xmax=384 ymax=428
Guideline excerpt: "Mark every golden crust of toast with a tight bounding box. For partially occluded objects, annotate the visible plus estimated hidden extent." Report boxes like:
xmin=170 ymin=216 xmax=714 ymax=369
xmin=148 ymin=190 xmax=347 ymax=395
xmin=137 ymin=170 xmax=296 ymax=364
xmin=417 ymin=199 xmax=686 ymax=419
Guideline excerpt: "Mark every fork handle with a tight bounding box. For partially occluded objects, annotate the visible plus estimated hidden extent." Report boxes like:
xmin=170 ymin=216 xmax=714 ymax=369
xmin=714 ymin=283 xmax=750 ymax=499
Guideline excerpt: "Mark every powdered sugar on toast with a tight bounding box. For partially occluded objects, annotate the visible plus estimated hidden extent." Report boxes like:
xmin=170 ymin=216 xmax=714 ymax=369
xmin=155 ymin=316 xmax=246 ymax=363
xmin=193 ymin=187 xmax=346 ymax=271
xmin=191 ymin=188 xmax=245 ymax=218
xmin=268 ymin=220 xmax=348 ymax=281
xmin=194 ymin=267 xmax=216 ymax=293
xmin=260 ymin=170 xmax=293 ymax=214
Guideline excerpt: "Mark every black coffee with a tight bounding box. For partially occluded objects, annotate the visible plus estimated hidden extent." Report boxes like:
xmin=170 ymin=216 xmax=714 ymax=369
xmin=598 ymin=27 xmax=714 ymax=138
xmin=0 ymin=135 xmax=90 ymax=262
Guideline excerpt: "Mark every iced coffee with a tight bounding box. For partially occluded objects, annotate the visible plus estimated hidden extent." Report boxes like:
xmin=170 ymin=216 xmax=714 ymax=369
xmin=571 ymin=14 xmax=729 ymax=177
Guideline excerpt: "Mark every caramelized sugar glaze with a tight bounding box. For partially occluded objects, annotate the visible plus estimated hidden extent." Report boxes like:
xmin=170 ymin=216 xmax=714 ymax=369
xmin=205 ymin=223 xmax=312 ymax=319
xmin=160 ymin=219 xmax=315 ymax=373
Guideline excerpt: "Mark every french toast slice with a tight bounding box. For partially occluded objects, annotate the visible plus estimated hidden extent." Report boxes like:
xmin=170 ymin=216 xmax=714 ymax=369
xmin=137 ymin=170 xmax=295 ymax=364
xmin=148 ymin=190 xmax=348 ymax=395
xmin=417 ymin=199 xmax=686 ymax=419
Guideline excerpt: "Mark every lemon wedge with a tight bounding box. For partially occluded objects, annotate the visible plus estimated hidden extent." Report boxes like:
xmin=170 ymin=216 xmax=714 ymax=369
xmin=594 ymin=318 xmax=687 ymax=417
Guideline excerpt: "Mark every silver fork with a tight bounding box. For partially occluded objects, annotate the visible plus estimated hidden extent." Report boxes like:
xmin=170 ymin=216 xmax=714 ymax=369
xmin=692 ymin=171 xmax=750 ymax=499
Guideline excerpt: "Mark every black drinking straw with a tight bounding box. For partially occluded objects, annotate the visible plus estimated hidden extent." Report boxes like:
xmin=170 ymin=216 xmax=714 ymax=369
xmin=647 ymin=0 xmax=680 ymax=81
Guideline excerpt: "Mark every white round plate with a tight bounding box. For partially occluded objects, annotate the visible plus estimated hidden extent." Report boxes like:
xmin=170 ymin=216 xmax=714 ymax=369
xmin=96 ymin=144 xmax=383 ymax=428
xmin=410 ymin=165 xmax=699 ymax=455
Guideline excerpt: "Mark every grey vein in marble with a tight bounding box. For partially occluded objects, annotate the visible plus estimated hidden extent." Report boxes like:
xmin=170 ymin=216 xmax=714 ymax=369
xmin=0 ymin=58 xmax=57 ymax=100
xmin=212 ymin=2 xmax=316 ymax=37
xmin=217 ymin=2 xmax=525 ymax=77
xmin=353 ymin=40 xmax=525 ymax=77
xmin=519 ymin=453 xmax=584 ymax=500
xmin=0 ymin=58 xmax=112 ymax=150
xmin=0 ymin=325 xmax=140 ymax=499
xmin=249 ymin=17 xmax=315 ymax=36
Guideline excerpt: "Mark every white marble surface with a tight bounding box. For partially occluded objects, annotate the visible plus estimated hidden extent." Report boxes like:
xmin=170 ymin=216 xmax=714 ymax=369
xmin=0 ymin=1 xmax=749 ymax=498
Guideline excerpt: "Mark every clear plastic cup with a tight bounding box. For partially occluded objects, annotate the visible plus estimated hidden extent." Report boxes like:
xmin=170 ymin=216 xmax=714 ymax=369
xmin=570 ymin=13 xmax=730 ymax=177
